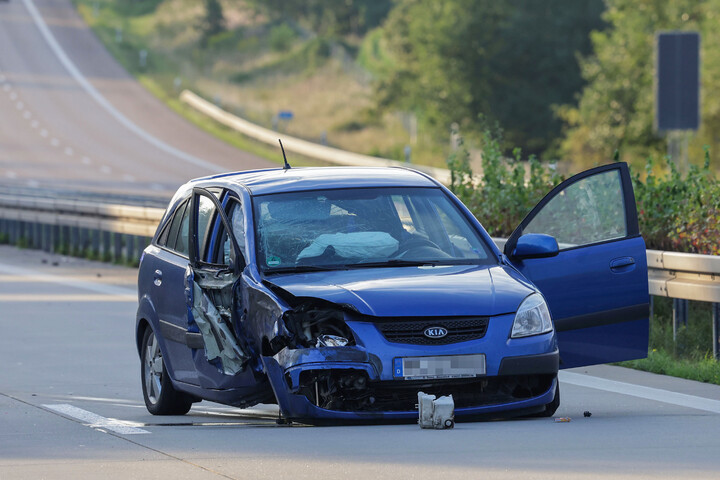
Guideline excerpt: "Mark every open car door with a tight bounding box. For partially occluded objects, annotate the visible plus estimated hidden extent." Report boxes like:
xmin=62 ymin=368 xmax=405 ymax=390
xmin=187 ymin=187 xmax=253 ymax=388
xmin=505 ymin=163 xmax=649 ymax=368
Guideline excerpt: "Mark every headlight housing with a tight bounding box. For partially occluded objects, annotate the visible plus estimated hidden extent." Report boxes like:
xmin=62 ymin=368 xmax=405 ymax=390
xmin=511 ymin=294 xmax=553 ymax=338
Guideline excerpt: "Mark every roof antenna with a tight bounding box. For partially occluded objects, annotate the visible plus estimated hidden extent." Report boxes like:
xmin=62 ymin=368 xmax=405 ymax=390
xmin=278 ymin=139 xmax=291 ymax=170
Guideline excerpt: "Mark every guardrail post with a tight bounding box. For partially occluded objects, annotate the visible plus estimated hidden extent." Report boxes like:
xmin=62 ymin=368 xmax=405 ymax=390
xmin=32 ymin=222 xmax=41 ymax=249
xmin=9 ymin=220 xmax=16 ymax=244
xmin=51 ymin=225 xmax=60 ymax=253
xmin=113 ymin=233 xmax=122 ymax=263
xmin=672 ymin=298 xmax=689 ymax=341
xmin=102 ymin=230 xmax=112 ymax=261
xmin=713 ymin=303 xmax=720 ymax=360
xmin=91 ymin=229 xmax=100 ymax=259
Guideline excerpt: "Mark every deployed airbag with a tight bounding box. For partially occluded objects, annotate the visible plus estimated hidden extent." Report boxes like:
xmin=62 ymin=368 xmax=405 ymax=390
xmin=297 ymin=232 xmax=398 ymax=260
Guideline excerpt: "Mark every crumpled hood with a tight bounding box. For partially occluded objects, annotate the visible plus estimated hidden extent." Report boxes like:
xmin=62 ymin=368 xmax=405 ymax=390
xmin=266 ymin=264 xmax=536 ymax=317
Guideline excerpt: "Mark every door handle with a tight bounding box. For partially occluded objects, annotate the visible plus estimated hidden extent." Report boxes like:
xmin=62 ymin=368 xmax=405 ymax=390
xmin=153 ymin=269 xmax=163 ymax=286
xmin=610 ymin=257 xmax=635 ymax=272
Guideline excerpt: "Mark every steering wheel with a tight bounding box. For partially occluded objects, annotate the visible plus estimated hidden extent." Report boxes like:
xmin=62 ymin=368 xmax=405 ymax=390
xmin=392 ymin=235 xmax=443 ymax=258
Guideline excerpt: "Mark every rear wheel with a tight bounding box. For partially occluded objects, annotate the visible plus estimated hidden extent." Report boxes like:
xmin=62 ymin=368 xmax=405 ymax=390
xmin=141 ymin=327 xmax=192 ymax=415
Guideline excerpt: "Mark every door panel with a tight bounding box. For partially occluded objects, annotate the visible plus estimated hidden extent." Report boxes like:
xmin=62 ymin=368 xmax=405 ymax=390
xmin=188 ymin=188 xmax=261 ymax=392
xmin=506 ymin=163 xmax=649 ymax=368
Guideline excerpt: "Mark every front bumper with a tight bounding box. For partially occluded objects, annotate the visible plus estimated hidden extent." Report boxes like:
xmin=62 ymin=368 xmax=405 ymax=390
xmin=262 ymin=314 xmax=559 ymax=423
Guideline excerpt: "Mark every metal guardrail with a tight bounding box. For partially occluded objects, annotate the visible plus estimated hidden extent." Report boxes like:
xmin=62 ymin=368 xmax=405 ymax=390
xmin=0 ymin=194 xmax=164 ymax=264
xmin=179 ymin=90 xmax=453 ymax=184
xmin=0 ymin=198 xmax=718 ymax=357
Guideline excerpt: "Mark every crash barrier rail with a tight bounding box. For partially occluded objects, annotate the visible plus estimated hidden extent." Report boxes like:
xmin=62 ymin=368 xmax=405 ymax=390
xmin=179 ymin=90 xmax=452 ymax=185
xmin=0 ymin=196 xmax=718 ymax=358
xmin=0 ymin=192 xmax=164 ymax=265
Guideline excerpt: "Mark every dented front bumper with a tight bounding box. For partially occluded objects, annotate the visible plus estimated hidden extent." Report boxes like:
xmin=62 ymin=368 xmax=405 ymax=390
xmin=261 ymin=314 xmax=559 ymax=423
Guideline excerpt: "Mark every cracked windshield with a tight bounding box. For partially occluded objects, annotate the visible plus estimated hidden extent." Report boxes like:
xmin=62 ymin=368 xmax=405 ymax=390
xmin=254 ymin=187 xmax=494 ymax=272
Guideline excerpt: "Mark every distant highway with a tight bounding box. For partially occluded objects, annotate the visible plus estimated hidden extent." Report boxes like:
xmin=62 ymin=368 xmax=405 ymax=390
xmin=0 ymin=0 xmax=274 ymax=200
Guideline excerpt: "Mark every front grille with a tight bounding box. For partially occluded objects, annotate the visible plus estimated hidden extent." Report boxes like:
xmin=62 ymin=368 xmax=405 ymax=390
xmin=376 ymin=317 xmax=489 ymax=345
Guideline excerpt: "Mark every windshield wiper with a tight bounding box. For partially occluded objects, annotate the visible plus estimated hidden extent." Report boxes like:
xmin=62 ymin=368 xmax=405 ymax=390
xmin=345 ymin=259 xmax=484 ymax=269
xmin=345 ymin=259 xmax=442 ymax=268
xmin=263 ymin=265 xmax=345 ymax=274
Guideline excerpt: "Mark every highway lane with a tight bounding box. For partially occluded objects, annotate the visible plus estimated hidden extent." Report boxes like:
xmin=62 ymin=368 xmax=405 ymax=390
xmin=1 ymin=244 xmax=720 ymax=479
xmin=0 ymin=0 xmax=275 ymax=199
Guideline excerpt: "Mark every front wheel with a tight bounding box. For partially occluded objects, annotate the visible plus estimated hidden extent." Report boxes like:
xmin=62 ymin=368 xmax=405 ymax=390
xmin=141 ymin=327 xmax=192 ymax=415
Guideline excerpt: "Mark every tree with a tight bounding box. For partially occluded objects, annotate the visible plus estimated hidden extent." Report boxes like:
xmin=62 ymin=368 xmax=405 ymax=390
xmin=559 ymin=0 xmax=720 ymax=168
xmin=199 ymin=0 xmax=226 ymax=47
xmin=376 ymin=0 xmax=604 ymax=156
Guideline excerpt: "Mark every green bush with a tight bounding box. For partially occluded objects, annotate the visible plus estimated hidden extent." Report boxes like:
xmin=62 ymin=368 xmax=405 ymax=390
xmin=446 ymin=130 xmax=563 ymax=237
xmin=634 ymin=150 xmax=720 ymax=255
xmin=446 ymin=129 xmax=720 ymax=254
xmin=269 ymin=24 xmax=297 ymax=52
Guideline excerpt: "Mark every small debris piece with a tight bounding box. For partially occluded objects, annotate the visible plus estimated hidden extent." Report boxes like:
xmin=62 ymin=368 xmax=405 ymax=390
xmin=554 ymin=417 xmax=572 ymax=423
xmin=51 ymin=261 xmax=59 ymax=266
xmin=584 ymin=411 xmax=592 ymax=418
xmin=41 ymin=259 xmax=47 ymax=264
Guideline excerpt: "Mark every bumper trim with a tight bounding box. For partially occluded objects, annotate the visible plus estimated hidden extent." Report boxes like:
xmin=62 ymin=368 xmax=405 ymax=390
xmin=498 ymin=350 xmax=559 ymax=376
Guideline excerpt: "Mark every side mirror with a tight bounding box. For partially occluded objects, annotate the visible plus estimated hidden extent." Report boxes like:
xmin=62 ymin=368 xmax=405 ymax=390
xmin=512 ymin=234 xmax=559 ymax=259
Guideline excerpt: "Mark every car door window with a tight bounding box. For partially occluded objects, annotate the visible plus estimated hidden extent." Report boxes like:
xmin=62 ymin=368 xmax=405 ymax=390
xmin=223 ymin=200 xmax=246 ymax=265
xmin=158 ymin=199 xmax=190 ymax=256
xmin=523 ymin=169 xmax=627 ymax=249
xmin=196 ymin=195 xmax=217 ymax=261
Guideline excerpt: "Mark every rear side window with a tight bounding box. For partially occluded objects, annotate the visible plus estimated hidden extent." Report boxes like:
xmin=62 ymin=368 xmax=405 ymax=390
xmin=157 ymin=199 xmax=190 ymax=256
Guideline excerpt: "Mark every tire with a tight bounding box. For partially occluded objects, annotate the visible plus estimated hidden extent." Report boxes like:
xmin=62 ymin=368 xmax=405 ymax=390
xmin=140 ymin=327 xmax=192 ymax=415
xmin=534 ymin=381 xmax=560 ymax=418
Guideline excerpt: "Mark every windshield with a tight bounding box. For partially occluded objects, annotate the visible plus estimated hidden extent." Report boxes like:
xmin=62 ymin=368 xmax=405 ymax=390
xmin=253 ymin=187 xmax=495 ymax=273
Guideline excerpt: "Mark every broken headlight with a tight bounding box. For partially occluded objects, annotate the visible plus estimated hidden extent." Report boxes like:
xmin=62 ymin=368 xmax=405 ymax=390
xmin=283 ymin=302 xmax=355 ymax=348
xmin=510 ymin=294 xmax=553 ymax=338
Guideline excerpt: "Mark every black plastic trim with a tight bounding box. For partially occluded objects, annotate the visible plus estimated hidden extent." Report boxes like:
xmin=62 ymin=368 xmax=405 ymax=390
xmin=498 ymin=351 xmax=559 ymax=376
xmin=555 ymin=303 xmax=649 ymax=332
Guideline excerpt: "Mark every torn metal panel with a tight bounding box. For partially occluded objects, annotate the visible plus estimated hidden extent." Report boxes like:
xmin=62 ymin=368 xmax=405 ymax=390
xmin=191 ymin=282 xmax=248 ymax=375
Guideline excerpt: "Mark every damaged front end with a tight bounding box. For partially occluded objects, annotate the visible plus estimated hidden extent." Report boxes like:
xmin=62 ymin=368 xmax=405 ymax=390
xmin=257 ymin=286 xmax=556 ymax=423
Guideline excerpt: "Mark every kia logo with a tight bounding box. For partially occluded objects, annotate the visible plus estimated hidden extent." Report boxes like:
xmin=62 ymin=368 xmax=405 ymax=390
xmin=423 ymin=326 xmax=448 ymax=339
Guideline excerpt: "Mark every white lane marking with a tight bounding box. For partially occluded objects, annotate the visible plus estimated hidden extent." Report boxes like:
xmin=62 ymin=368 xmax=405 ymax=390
xmin=44 ymin=404 xmax=150 ymax=435
xmin=16 ymin=101 xmax=24 ymax=110
xmin=9 ymin=91 xmax=17 ymax=100
xmin=123 ymin=173 xmax=136 ymax=182
xmin=22 ymin=0 xmax=224 ymax=173
xmin=23 ymin=111 xmax=32 ymax=119
xmin=40 ymin=128 xmax=48 ymax=137
xmin=26 ymin=180 xmax=39 ymax=187
xmin=64 ymin=147 xmax=74 ymax=156
xmin=0 ymin=293 xmax=136 ymax=302
xmin=559 ymin=371 xmax=720 ymax=414
xmin=0 ymin=74 xmax=5 ymax=82
xmin=100 ymin=165 xmax=112 ymax=174
xmin=0 ymin=262 xmax=136 ymax=297
xmin=5 ymin=171 xmax=17 ymax=179
xmin=31 ymin=120 xmax=39 ymax=128
xmin=81 ymin=156 xmax=92 ymax=165
xmin=2 ymin=84 xmax=11 ymax=92
xmin=50 ymin=138 xmax=60 ymax=147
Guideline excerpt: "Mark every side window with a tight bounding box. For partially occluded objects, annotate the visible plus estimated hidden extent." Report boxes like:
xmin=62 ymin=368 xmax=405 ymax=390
xmin=223 ymin=200 xmax=246 ymax=265
xmin=174 ymin=201 xmax=191 ymax=256
xmin=196 ymin=195 xmax=217 ymax=262
xmin=524 ymin=169 xmax=627 ymax=248
xmin=157 ymin=199 xmax=189 ymax=255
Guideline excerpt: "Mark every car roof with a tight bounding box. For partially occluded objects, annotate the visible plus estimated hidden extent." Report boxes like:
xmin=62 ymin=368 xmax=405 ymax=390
xmin=198 ymin=166 xmax=440 ymax=195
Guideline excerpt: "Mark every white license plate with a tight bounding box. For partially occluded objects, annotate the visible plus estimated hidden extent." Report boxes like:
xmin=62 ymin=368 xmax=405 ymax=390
xmin=393 ymin=354 xmax=486 ymax=380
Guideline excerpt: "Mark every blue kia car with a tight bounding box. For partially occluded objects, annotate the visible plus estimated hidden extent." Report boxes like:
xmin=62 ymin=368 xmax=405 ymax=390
xmin=136 ymin=163 xmax=649 ymax=423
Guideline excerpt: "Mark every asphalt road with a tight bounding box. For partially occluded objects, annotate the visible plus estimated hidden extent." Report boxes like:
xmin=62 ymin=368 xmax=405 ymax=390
xmin=0 ymin=0 xmax=275 ymax=200
xmin=1 ymin=244 xmax=720 ymax=480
